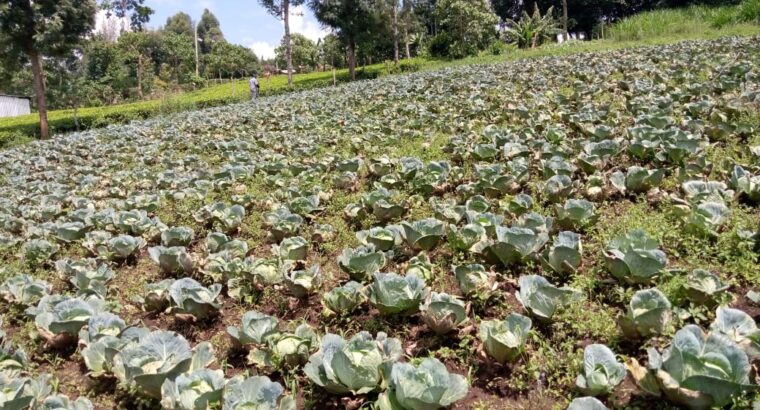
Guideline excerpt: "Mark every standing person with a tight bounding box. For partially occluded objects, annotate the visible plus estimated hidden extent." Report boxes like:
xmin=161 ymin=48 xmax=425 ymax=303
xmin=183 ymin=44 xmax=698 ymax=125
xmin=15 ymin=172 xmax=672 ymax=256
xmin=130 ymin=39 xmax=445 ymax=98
xmin=249 ymin=74 xmax=260 ymax=101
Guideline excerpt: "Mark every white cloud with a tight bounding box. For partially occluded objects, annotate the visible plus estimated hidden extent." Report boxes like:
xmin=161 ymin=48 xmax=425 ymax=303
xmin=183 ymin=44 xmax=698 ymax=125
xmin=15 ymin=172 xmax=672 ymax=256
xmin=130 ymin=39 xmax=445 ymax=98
xmin=288 ymin=6 xmax=329 ymax=42
xmin=250 ymin=41 xmax=276 ymax=60
xmin=247 ymin=7 xmax=327 ymax=61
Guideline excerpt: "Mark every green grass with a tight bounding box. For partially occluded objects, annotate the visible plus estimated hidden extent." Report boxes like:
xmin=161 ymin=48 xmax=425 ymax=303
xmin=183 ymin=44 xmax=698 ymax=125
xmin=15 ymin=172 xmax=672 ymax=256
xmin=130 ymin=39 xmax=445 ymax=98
xmin=607 ymin=4 xmax=757 ymax=41
xmin=0 ymin=7 xmax=758 ymax=147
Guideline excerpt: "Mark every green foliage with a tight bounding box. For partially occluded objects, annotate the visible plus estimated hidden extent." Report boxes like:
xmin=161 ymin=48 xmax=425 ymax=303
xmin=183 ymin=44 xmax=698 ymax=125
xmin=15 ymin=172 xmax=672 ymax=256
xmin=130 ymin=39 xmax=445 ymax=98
xmin=304 ymin=332 xmax=402 ymax=395
xmin=101 ymin=0 xmax=154 ymax=31
xmin=607 ymin=4 xmax=755 ymax=42
xmin=205 ymin=41 xmax=260 ymax=78
xmin=377 ymin=358 xmax=469 ymax=409
xmin=164 ymin=12 xmax=194 ymax=38
xmin=275 ymin=33 xmax=318 ymax=71
xmin=309 ymin=0 xmax=383 ymax=77
xmin=503 ymin=4 xmax=561 ymax=49
xmin=196 ymin=9 xmax=225 ymax=54
xmin=738 ymin=0 xmax=760 ymax=22
xmin=431 ymin=0 xmax=500 ymax=58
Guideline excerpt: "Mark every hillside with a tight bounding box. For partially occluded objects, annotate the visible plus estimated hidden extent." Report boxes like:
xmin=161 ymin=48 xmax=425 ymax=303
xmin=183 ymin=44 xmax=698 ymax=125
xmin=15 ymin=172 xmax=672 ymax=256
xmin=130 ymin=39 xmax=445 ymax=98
xmin=0 ymin=17 xmax=757 ymax=148
xmin=0 ymin=36 xmax=759 ymax=409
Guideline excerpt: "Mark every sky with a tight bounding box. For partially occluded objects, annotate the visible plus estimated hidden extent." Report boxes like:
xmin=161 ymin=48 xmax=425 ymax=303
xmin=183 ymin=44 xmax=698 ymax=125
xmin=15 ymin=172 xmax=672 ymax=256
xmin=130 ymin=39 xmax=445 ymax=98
xmin=140 ymin=0 xmax=330 ymax=60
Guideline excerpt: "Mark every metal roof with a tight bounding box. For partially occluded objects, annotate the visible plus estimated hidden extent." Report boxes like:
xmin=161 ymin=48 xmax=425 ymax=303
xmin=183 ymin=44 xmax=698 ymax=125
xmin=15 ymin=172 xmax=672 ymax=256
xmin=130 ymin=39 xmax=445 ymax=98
xmin=0 ymin=94 xmax=31 ymax=100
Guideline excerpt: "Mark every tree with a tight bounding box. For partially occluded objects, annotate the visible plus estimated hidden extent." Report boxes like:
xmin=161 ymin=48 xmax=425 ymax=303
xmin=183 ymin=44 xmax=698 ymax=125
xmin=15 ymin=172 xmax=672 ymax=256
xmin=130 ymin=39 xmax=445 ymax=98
xmin=433 ymin=0 xmax=499 ymax=58
xmin=561 ymin=0 xmax=568 ymax=34
xmin=0 ymin=0 xmax=97 ymax=139
xmin=117 ymin=31 xmax=161 ymax=99
xmin=376 ymin=0 xmax=402 ymax=64
xmin=490 ymin=0 xmax=522 ymax=22
xmin=275 ymin=33 xmax=318 ymax=72
xmin=309 ymin=0 xmax=382 ymax=80
xmin=400 ymin=0 xmax=421 ymax=59
xmin=158 ymin=33 xmax=195 ymax=84
xmin=82 ymin=36 xmax=132 ymax=104
xmin=164 ymin=12 xmax=194 ymax=38
xmin=316 ymin=33 xmax=346 ymax=70
xmin=205 ymin=41 xmax=259 ymax=79
xmin=101 ymin=0 xmax=155 ymax=32
xmin=259 ymin=0 xmax=307 ymax=87
xmin=197 ymin=9 xmax=225 ymax=54
xmin=504 ymin=4 xmax=560 ymax=48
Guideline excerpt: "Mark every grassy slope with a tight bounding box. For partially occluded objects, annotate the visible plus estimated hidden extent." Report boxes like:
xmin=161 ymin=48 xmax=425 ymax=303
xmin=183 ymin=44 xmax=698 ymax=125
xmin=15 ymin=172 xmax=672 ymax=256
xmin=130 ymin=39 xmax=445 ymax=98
xmin=0 ymin=18 xmax=757 ymax=147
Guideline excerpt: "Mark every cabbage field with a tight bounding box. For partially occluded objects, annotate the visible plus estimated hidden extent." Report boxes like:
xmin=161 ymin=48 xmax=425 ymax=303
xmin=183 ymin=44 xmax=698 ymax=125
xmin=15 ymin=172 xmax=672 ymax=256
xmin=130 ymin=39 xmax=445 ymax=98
xmin=0 ymin=36 xmax=759 ymax=410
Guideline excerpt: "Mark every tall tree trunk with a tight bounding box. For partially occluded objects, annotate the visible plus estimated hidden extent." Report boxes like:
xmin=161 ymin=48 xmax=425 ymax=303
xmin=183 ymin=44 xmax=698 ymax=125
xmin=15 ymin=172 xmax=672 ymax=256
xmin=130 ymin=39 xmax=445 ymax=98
xmin=347 ymin=38 xmax=356 ymax=81
xmin=392 ymin=1 xmax=399 ymax=64
xmin=404 ymin=26 xmax=411 ymax=59
xmin=136 ymin=54 xmax=144 ymax=99
xmin=29 ymin=49 xmax=49 ymax=139
xmin=194 ymin=22 xmax=200 ymax=77
xmin=562 ymin=0 xmax=569 ymax=35
xmin=284 ymin=0 xmax=293 ymax=86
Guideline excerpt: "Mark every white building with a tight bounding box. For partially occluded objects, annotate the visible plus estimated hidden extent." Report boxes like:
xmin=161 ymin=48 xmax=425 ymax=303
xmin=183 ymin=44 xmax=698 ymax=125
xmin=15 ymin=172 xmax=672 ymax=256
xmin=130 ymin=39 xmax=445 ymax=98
xmin=0 ymin=95 xmax=31 ymax=118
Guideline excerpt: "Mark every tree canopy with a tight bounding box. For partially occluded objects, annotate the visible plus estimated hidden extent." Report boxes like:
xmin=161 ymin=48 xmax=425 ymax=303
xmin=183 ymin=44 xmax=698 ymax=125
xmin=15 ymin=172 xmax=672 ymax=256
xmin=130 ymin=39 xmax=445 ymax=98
xmin=275 ymin=33 xmax=318 ymax=71
xmin=0 ymin=0 xmax=98 ymax=138
xmin=310 ymin=0 xmax=385 ymax=79
xmin=197 ymin=9 xmax=225 ymax=54
xmin=101 ymin=0 xmax=155 ymax=31
xmin=165 ymin=12 xmax=194 ymax=38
